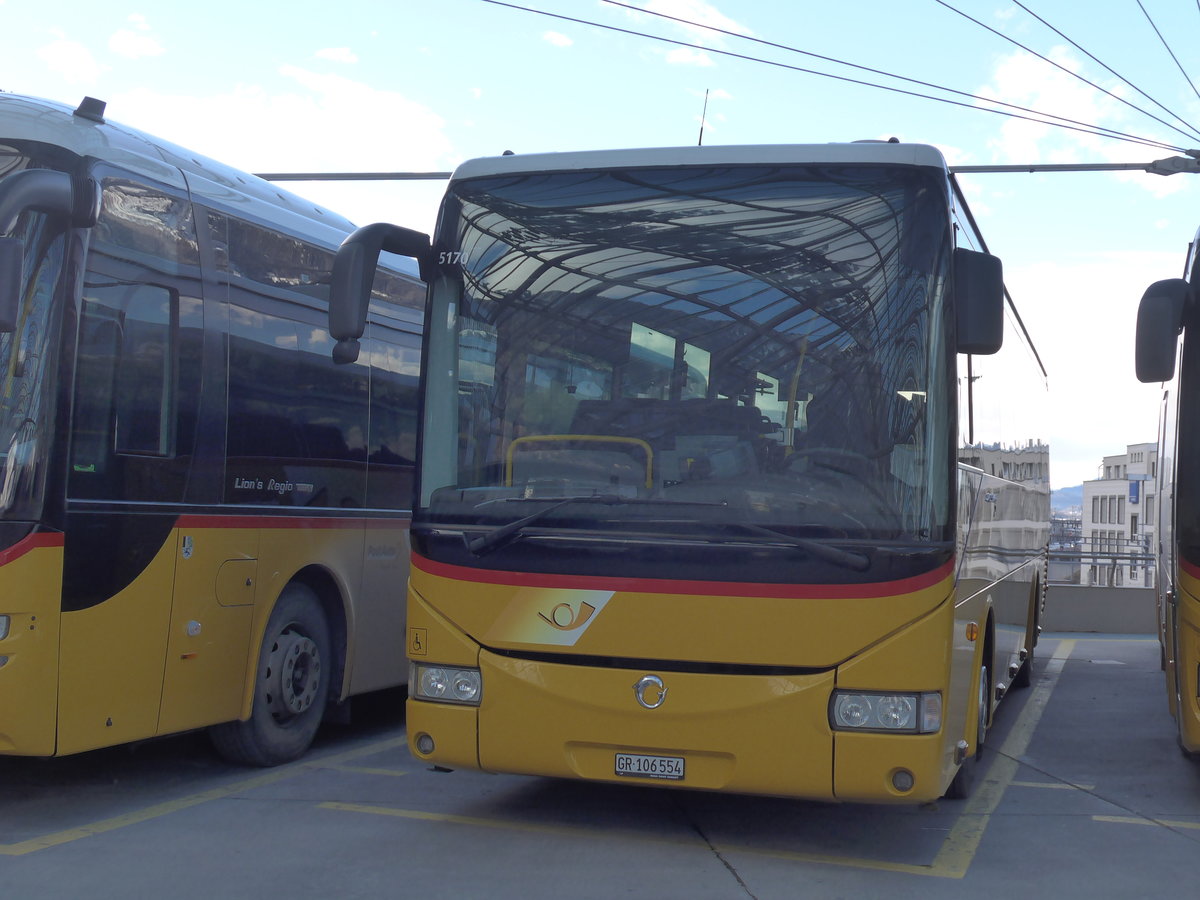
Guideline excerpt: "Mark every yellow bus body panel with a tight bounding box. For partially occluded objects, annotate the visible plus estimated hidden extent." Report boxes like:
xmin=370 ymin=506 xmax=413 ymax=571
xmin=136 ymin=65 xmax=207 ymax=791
xmin=407 ymin=558 xmax=949 ymax=667
xmin=406 ymin=558 xmax=979 ymax=801
xmin=0 ymin=540 xmax=63 ymax=755
xmin=157 ymin=527 xmax=258 ymax=737
xmin=9 ymin=516 xmax=408 ymax=758
xmin=57 ymin=534 xmax=177 ymax=755
xmin=478 ymin=651 xmax=835 ymax=797
xmin=835 ymin=597 xmax=962 ymax=801
xmin=1174 ymin=567 xmax=1200 ymax=752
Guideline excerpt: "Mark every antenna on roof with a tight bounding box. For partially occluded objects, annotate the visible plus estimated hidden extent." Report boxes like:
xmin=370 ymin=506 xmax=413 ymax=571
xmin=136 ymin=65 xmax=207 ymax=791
xmin=698 ymin=88 xmax=709 ymax=146
xmin=73 ymin=97 xmax=106 ymax=123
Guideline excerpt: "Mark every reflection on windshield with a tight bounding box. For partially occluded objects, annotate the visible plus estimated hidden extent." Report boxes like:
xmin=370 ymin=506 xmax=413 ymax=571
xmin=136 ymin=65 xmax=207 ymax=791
xmin=423 ymin=164 xmax=954 ymax=545
xmin=0 ymin=206 xmax=64 ymax=519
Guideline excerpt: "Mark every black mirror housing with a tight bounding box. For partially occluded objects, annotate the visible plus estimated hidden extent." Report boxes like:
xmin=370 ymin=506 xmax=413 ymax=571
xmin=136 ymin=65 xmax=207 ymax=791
xmin=954 ymin=247 xmax=1004 ymax=355
xmin=0 ymin=237 xmax=22 ymax=333
xmin=329 ymin=222 xmax=431 ymax=364
xmin=1135 ymin=278 xmax=1189 ymax=383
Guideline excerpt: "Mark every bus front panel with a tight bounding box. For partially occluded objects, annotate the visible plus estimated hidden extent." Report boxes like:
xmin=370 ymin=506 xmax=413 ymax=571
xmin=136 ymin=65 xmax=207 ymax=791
xmin=0 ymin=535 xmax=64 ymax=755
xmin=406 ymin=560 xmax=970 ymax=802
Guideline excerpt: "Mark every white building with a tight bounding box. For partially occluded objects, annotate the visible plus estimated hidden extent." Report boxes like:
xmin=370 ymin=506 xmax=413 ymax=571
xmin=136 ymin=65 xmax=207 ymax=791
xmin=1081 ymin=442 xmax=1156 ymax=588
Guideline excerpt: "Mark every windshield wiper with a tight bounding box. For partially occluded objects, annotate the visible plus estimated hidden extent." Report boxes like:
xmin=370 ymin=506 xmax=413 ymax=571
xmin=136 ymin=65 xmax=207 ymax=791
xmin=466 ymin=494 xmax=727 ymax=555
xmin=732 ymin=523 xmax=872 ymax=572
xmin=467 ymin=494 xmax=626 ymax=555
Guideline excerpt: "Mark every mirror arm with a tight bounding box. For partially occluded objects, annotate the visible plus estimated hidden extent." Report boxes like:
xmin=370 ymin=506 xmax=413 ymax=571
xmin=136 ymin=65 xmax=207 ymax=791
xmin=329 ymin=222 xmax=431 ymax=364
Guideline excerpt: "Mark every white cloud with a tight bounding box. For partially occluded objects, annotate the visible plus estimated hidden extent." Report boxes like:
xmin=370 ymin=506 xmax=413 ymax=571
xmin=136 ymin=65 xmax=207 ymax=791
xmin=973 ymin=46 xmax=1198 ymax=203
xmin=617 ymin=0 xmax=750 ymax=67
xmin=543 ymin=31 xmax=573 ymax=48
xmin=316 ymin=47 xmax=359 ymax=64
xmin=105 ymin=68 xmax=456 ymax=231
xmin=37 ymin=33 xmax=106 ymax=84
xmin=109 ymin=15 xmax=164 ymax=59
xmin=639 ymin=0 xmax=752 ymax=43
xmin=1005 ymin=251 xmax=1178 ymax=487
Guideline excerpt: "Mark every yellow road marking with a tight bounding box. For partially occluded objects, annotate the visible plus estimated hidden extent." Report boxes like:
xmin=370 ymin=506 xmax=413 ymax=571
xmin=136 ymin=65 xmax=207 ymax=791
xmin=1011 ymin=780 xmax=1094 ymax=791
xmin=1094 ymin=815 xmax=1200 ymax=831
xmin=928 ymin=638 xmax=1075 ymax=879
xmin=324 ymin=639 xmax=1078 ymax=880
xmin=328 ymin=765 xmax=409 ymax=777
xmin=0 ymin=737 xmax=408 ymax=856
xmin=319 ymin=800 xmax=949 ymax=876
xmin=5 ymin=637 xmax=1086 ymax=865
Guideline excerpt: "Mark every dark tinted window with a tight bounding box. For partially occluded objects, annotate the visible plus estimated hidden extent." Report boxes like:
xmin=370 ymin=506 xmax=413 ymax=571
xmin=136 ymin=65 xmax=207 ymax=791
xmin=69 ymin=177 xmax=202 ymax=502
xmin=212 ymin=211 xmax=369 ymax=508
xmin=364 ymin=319 xmax=420 ymax=510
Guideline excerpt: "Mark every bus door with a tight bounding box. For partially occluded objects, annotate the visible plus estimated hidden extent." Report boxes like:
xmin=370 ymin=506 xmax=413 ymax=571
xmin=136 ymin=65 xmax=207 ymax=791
xmin=58 ymin=172 xmax=233 ymax=752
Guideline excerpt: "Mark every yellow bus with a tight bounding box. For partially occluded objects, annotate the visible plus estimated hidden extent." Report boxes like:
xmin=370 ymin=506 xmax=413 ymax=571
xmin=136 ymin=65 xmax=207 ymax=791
xmin=1136 ymin=243 xmax=1200 ymax=753
xmin=330 ymin=143 xmax=1050 ymax=802
xmin=0 ymin=94 xmax=422 ymax=765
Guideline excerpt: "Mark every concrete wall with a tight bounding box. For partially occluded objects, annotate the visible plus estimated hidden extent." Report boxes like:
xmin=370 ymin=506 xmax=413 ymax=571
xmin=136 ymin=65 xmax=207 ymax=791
xmin=1043 ymin=584 xmax=1156 ymax=634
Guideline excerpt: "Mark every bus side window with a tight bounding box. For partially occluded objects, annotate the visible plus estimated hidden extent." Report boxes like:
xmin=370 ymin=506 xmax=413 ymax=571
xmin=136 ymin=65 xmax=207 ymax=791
xmin=364 ymin=319 xmax=420 ymax=510
xmin=212 ymin=210 xmax=369 ymax=508
xmin=69 ymin=176 xmax=200 ymax=502
xmin=113 ymin=284 xmax=176 ymax=456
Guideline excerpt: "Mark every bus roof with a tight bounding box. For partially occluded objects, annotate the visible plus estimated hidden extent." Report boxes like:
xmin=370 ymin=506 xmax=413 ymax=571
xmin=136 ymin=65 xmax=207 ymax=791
xmin=449 ymin=142 xmax=949 ymax=183
xmin=0 ymin=93 xmax=358 ymax=246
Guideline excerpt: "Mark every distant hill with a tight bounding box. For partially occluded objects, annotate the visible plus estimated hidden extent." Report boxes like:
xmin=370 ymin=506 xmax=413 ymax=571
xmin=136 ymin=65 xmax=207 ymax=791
xmin=1051 ymin=484 xmax=1083 ymax=513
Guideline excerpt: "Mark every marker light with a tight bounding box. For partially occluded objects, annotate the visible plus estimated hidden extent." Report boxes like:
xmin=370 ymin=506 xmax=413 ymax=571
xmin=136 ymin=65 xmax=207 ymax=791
xmin=830 ymin=691 xmax=942 ymax=734
xmin=411 ymin=663 xmax=482 ymax=705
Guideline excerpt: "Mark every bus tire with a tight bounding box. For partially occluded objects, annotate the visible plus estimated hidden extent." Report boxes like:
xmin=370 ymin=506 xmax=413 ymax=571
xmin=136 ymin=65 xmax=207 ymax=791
xmin=1012 ymin=578 xmax=1039 ymax=690
xmin=1011 ymin=646 xmax=1033 ymax=689
xmin=210 ymin=583 xmax=332 ymax=767
xmin=945 ymin=663 xmax=989 ymax=800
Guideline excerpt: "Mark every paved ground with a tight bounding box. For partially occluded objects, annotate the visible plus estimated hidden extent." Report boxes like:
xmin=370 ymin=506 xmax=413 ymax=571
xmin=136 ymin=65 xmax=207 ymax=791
xmin=2 ymin=634 xmax=1197 ymax=899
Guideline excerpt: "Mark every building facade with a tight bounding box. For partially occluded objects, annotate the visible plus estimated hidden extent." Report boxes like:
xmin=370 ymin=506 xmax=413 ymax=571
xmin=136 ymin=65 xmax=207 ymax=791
xmin=1081 ymin=442 xmax=1157 ymax=588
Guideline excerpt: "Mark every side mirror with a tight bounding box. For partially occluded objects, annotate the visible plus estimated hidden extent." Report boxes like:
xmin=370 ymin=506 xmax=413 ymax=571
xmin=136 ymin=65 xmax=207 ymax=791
xmin=0 ymin=237 xmax=22 ymax=333
xmin=0 ymin=169 xmax=101 ymax=335
xmin=954 ymin=247 xmax=1004 ymax=355
xmin=1135 ymin=278 xmax=1189 ymax=383
xmin=329 ymin=222 xmax=431 ymax=364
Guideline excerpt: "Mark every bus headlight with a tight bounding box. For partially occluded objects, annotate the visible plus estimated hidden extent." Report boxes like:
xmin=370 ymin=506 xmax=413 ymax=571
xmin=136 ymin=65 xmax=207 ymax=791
xmin=830 ymin=691 xmax=941 ymax=734
xmin=0 ymin=615 xmax=9 ymax=640
xmin=411 ymin=663 xmax=482 ymax=706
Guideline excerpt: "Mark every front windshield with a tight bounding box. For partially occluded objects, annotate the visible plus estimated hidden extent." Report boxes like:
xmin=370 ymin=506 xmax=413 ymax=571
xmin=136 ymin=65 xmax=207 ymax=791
xmin=419 ymin=162 xmax=954 ymax=580
xmin=0 ymin=143 xmax=71 ymax=525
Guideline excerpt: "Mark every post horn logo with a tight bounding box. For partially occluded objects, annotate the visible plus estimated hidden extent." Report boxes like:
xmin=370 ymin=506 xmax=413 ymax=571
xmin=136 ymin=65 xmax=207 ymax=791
xmin=538 ymin=600 xmax=597 ymax=631
xmin=633 ymin=674 xmax=668 ymax=710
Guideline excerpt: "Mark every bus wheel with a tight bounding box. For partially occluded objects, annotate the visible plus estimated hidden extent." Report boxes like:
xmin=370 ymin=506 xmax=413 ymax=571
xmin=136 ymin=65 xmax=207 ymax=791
xmin=210 ymin=583 xmax=332 ymax=766
xmin=1011 ymin=582 xmax=1039 ymax=690
xmin=1011 ymin=645 xmax=1034 ymax=690
xmin=945 ymin=663 xmax=989 ymax=800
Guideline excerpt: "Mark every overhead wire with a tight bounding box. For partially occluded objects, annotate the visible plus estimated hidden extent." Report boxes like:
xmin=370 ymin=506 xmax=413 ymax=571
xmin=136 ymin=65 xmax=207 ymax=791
xmin=1136 ymin=0 xmax=1200 ymax=105
xmin=600 ymin=0 xmax=1186 ymax=151
xmin=1011 ymin=0 xmax=1200 ymax=142
xmin=933 ymin=0 xmax=1200 ymax=146
xmin=478 ymin=0 xmax=1188 ymax=154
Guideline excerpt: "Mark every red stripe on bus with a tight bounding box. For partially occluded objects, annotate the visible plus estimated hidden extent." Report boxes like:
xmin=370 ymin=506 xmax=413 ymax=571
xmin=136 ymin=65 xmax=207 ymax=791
xmin=1181 ymin=558 xmax=1200 ymax=580
xmin=411 ymin=553 xmax=953 ymax=600
xmin=0 ymin=531 xmax=64 ymax=567
xmin=176 ymin=514 xmax=410 ymax=530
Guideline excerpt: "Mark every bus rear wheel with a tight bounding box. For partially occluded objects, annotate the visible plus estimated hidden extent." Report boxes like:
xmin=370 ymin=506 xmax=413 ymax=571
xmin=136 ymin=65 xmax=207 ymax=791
xmin=210 ymin=583 xmax=332 ymax=766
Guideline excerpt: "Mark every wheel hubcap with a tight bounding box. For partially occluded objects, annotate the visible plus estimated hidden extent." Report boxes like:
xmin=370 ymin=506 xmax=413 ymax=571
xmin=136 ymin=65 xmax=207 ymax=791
xmin=265 ymin=627 xmax=322 ymax=721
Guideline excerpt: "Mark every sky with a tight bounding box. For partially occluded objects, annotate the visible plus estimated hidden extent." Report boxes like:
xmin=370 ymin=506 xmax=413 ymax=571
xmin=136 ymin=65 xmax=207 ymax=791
xmin=3 ymin=0 xmax=1198 ymax=489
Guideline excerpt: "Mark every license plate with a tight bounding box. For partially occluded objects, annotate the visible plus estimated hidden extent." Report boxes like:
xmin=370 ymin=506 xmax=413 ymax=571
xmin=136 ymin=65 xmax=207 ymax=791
xmin=614 ymin=752 xmax=685 ymax=781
